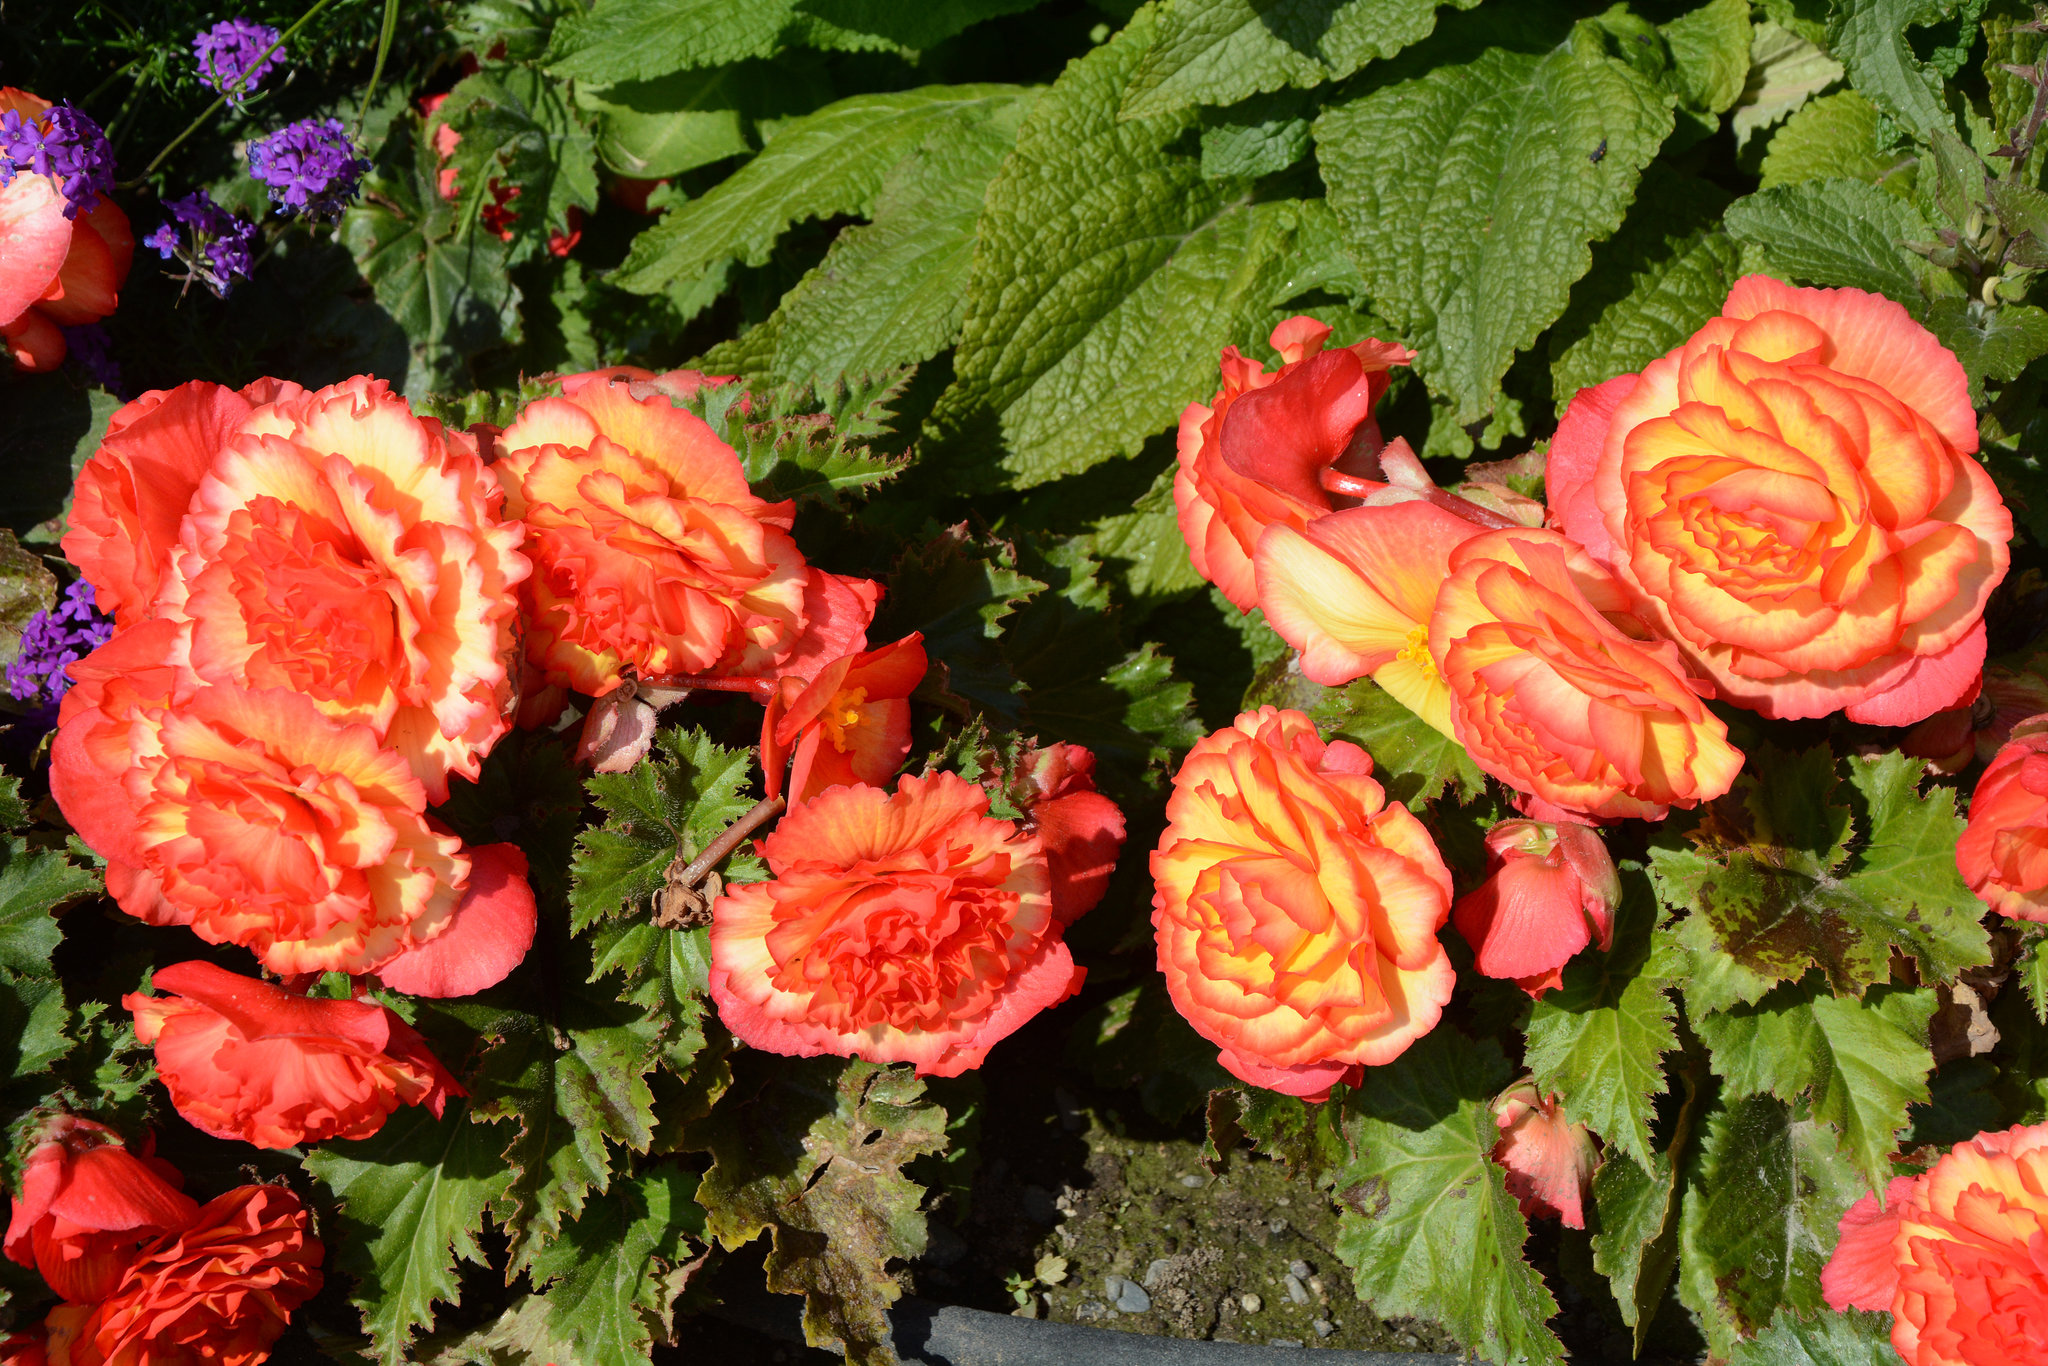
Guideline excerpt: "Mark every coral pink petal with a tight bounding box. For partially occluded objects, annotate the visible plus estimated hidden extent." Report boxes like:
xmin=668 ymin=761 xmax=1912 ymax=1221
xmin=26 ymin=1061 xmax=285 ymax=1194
xmin=1215 ymin=1048 xmax=1358 ymax=1102
xmin=777 ymin=571 xmax=881 ymax=677
xmin=58 ymin=1148 xmax=201 ymax=1234
xmin=1546 ymin=374 xmax=1637 ymax=569
xmin=1843 ymin=620 xmax=1988 ymax=727
xmin=376 ymin=844 xmax=537 ymax=997
xmin=0 ymin=174 xmax=71 ymax=325
xmin=148 ymin=960 xmax=391 ymax=1054
xmin=1821 ymin=1178 xmax=1918 ymax=1312
xmin=1037 ymin=790 xmax=1126 ymax=925
xmin=3 ymin=306 xmax=63 ymax=371
xmin=1218 ymin=348 xmax=1376 ymax=505
xmin=1453 ymin=858 xmax=1593 ymax=982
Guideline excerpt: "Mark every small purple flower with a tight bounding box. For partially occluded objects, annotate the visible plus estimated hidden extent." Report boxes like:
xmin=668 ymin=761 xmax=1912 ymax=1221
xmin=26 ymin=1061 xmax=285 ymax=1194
xmin=149 ymin=190 xmax=260 ymax=298
xmin=193 ymin=18 xmax=285 ymax=106
xmin=7 ymin=580 xmax=113 ymax=710
xmin=246 ymin=117 xmax=366 ymax=219
xmin=61 ymin=324 xmax=122 ymax=393
xmin=0 ymin=103 xmax=116 ymax=218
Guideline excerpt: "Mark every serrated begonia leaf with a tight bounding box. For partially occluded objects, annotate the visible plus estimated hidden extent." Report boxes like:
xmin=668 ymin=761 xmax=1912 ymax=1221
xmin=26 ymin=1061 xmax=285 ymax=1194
xmin=1316 ymin=30 xmax=1675 ymax=427
xmin=0 ymin=969 xmax=71 ymax=1085
xmin=1524 ymin=868 xmax=1679 ymax=1167
xmin=1302 ymin=677 xmax=1486 ymax=810
xmin=704 ymin=370 xmax=913 ymax=508
xmin=1925 ymin=298 xmax=2048 ymax=397
xmin=524 ymin=1167 xmax=704 ymax=1365
xmin=1211 ymin=1083 xmax=1353 ymax=1176
xmin=872 ymin=528 xmax=1043 ymax=717
xmin=1592 ymin=1149 xmax=1683 ymax=1349
xmin=1330 ymin=1029 xmax=1566 ymax=1366
xmin=588 ymin=920 xmax=715 ymax=1074
xmin=0 ymin=837 xmax=96 ymax=978
xmin=2019 ymin=932 xmax=2048 ymax=1024
xmin=687 ymin=1054 xmax=947 ymax=1364
xmin=1727 ymin=1308 xmax=1905 ymax=1365
xmin=1675 ymin=1094 xmax=1865 ymax=1358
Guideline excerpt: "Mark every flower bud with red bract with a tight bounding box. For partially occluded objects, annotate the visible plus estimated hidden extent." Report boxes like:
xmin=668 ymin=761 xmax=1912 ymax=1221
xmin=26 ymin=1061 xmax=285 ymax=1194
xmin=125 ymin=961 xmax=465 ymax=1149
xmin=1454 ymin=820 xmax=1619 ymax=997
xmin=1955 ymin=714 xmax=2048 ymax=921
xmin=1490 ymin=1081 xmax=1597 ymax=1229
xmin=4 ymin=1118 xmax=198 ymax=1305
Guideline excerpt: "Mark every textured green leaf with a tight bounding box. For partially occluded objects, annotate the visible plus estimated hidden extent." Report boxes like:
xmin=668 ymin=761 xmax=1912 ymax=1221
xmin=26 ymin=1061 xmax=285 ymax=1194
xmin=1305 ymin=677 xmax=1485 ymax=810
xmin=1331 ymin=1030 xmax=1565 ymax=1366
xmin=1759 ymin=91 xmax=1909 ymax=189
xmin=526 ymin=1168 xmax=704 ymax=1365
xmin=1728 ymin=1308 xmax=1905 ymax=1365
xmin=0 ymin=969 xmax=71 ymax=1084
xmin=569 ymin=726 xmax=760 ymax=933
xmin=546 ymin=0 xmax=792 ymax=82
xmin=307 ymin=1104 xmax=515 ymax=1365
xmin=1525 ymin=869 xmax=1678 ymax=1167
xmin=701 ymin=370 xmax=913 ymax=507
xmin=872 ymin=528 xmax=1044 ymax=717
xmin=577 ymin=68 xmax=756 ymax=179
xmin=1725 ymin=177 xmax=1954 ymax=309
xmin=1828 ymin=0 xmax=1958 ymax=136
xmin=930 ymin=12 xmax=1362 ymax=488
xmin=759 ymin=106 xmax=1028 ymax=387
xmin=1676 ymin=1094 xmax=1865 ymax=1357
xmin=1550 ymin=167 xmax=1738 ymax=406
xmin=1732 ymin=22 xmax=1846 ymax=149
xmin=1650 ymin=747 xmax=1991 ymax=1011
xmin=0 ymin=529 xmax=54 ymax=668
xmin=1695 ymin=977 xmax=1937 ymax=1192
xmin=0 ymin=837 xmax=96 ymax=978
xmin=1316 ymin=29 xmax=1676 ymax=427
xmin=587 ymin=921 xmax=715 ymax=1073
xmin=1591 ymin=1150 xmax=1681 ymax=1348
xmin=1926 ymin=299 xmax=2048 ymax=397
xmin=613 ymin=85 xmax=1032 ymax=295
xmin=1119 ymin=0 xmax=1481 ymax=120
xmin=0 ymin=775 xmax=28 ymax=832
xmin=435 ymin=65 xmax=598 ymax=257
xmin=1198 ymin=92 xmax=1314 ymax=178
xmin=689 ymin=1054 xmax=947 ymax=1365
xmin=1663 ymin=0 xmax=1755 ymax=117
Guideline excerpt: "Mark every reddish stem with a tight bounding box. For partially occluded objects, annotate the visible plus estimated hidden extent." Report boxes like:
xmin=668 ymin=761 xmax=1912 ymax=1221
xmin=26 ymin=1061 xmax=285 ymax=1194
xmin=672 ymin=795 xmax=786 ymax=888
xmin=635 ymin=672 xmax=778 ymax=702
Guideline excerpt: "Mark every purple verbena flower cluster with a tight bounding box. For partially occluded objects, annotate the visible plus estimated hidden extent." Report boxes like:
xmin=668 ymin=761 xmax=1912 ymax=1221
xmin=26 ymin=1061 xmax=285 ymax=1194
xmin=246 ymin=117 xmax=366 ymax=219
xmin=7 ymin=581 xmax=113 ymax=709
xmin=0 ymin=102 xmax=115 ymax=218
xmin=193 ymin=18 xmax=285 ymax=106
xmin=60 ymin=324 xmax=123 ymax=393
xmin=147 ymin=190 xmax=260 ymax=298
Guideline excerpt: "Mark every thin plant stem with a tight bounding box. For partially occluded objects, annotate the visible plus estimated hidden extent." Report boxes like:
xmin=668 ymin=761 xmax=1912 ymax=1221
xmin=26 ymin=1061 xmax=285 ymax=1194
xmin=671 ymin=796 xmax=785 ymax=890
xmin=355 ymin=0 xmax=402 ymax=141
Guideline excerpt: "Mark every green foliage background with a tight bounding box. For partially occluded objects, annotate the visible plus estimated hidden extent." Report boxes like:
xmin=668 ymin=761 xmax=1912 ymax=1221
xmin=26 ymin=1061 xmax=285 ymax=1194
xmin=5 ymin=0 xmax=2048 ymax=1362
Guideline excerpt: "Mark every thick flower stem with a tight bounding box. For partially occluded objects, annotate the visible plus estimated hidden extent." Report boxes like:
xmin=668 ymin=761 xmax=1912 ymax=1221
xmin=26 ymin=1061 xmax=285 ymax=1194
xmin=673 ymin=795 xmax=785 ymax=890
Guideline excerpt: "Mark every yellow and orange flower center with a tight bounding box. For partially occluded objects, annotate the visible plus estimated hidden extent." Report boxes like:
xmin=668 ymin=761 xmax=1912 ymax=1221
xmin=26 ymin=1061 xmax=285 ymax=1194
xmin=817 ymin=685 xmax=869 ymax=752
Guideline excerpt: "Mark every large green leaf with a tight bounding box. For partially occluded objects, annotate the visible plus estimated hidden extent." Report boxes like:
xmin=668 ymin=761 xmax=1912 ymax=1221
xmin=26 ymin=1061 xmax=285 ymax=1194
xmin=1828 ymin=0 xmax=1960 ymax=136
xmin=525 ymin=1168 xmax=704 ymax=1365
xmin=1662 ymin=0 xmax=1753 ymax=120
xmin=1759 ymin=91 xmax=1908 ymax=188
xmin=1727 ymin=1308 xmax=1911 ymax=1365
xmin=545 ymin=0 xmax=793 ymax=82
xmin=1330 ymin=1030 xmax=1565 ymax=1366
xmin=612 ymin=85 xmax=1033 ymax=295
xmin=1119 ymin=0 xmax=1482 ymax=120
xmin=1305 ymin=676 xmax=1485 ymax=810
xmin=1524 ymin=867 xmax=1678 ymax=1167
xmin=576 ymin=67 xmax=757 ymax=179
xmin=1591 ymin=1065 xmax=1702 ymax=1353
xmin=434 ymin=64 xmax=599 ymax=257
xmin=307 ymin=1104 xmax=515 ymax=1365
xmin=1694 ymin=977 xmax=1937 ymax=1193
xmin=928 ymin=11 xmax=1364 ymax=488
xmin=1676 ymin=1094 xmax=1865 ymax=1358
xmin=688 ymin=1054 xmax=947 ymax=1365
xmin=0 ymin=969 xmax=72 ymax=1086
xmin=1725 ymin=177 xmax=1957 ymax=309
xmin=1316 ymin=26 xmax=1676 ymax=429
xmin=0 ymin=837 xmax=97 ymax=978
xmin=1731 ymin=21 xmax=1846 ymax=150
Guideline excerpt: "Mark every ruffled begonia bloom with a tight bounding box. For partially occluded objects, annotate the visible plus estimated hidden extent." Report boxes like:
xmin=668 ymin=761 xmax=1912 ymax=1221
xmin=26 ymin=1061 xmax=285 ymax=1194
xmin=1821 ymin=1122 xmax=2048 ymax=1366
xmin=709 ymin=771 xmax=1097 ymax=1077
xmin=760 ymin=634 xmax=925 ymax=804
xmin=66 ymin=377 xmax=530 ymax=799
xmin=1548 ymin=276 xmax=2011 ymax=727
xmin=43 ymin=1184 xmax=321 ymax=1366
xmin=4 ymin=1118 xmax=199 ymax=1304
xmin=1254 ymin=500 xmax=1482 ymax=736
xmin=1151 ymin=706 xmax=1455 ymax=1100
xmin=125 ymin=960 xmax=465 ymax=1149
xmin=1955 ymin=715 xmax=2048 ymax=921
xmin=1175 ymin=316 xmax=1413 ymax=612
xmin=1011 ymin=741 xmax=1127 ymax=922
xmin=1454 ymin=820 xmax=1619 ymax=997
xmin=496 ymin=374 xmax=877 ymax=695
xmin=51 ymin=621 xmax=534 ymax=987
xmin=0 ymin=90 xmax=131 ymax=373
xmin=1429 ymin=528 xmax=1744 ymax=822
xmin=1491 ymin=1082 xmax=1597 ymax=1229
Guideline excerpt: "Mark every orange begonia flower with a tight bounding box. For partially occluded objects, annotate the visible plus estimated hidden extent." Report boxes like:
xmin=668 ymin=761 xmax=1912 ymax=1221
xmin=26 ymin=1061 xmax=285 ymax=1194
xmin=1429 ymin=528 xmax=1744 ymax=822
xmin=709 ymin=771 xmax=1102 ymax=1077
xmin=0 ymin=89 xmax=131 ymax=373
xmin=1955 ymin=715 xmax=2048 ymax=921
xmin=1174 ymin=316 xmax=1412 ymax=612
xmin=1151 ymin=707 xmax=1454 ymax=1100
xmin=1548 ymin=276 xmax=2011 ymax=726
xmin=126 ymin=961 xmax=466 ymax=1149
xmin=4 ymin=1118 xmax=199 ymax=1305
xmin=759 ymin=633 xmax=926 ymax=804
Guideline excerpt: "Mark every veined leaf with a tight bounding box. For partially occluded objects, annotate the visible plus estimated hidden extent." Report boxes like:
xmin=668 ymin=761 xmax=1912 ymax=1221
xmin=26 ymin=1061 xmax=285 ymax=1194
xmin=526 ymin=1168 xmax=705 ymax=1365
xmin=1591 ymin=1063 xmax=1702 ymax=1352
xmin=545 ymin=0 xmax=793 ymax=83
xmin=612 ymin=85 xmax=1034 ymax=296
xmin=1759 ymin=91 xmax=1908 ymax=189
xmin=0 ymin=836 xmax=96 ymax=978
xmin=1297 ymin=676 xmax=1485 ymax=810
xmin=1828 ymin=0 xmax=1959 ymax=137
xmin=1725 ymin=177 xmax=1959 ymax=310
xmin=1316 ymin=27 xmax=1675 ymax=428
xmin=1119 ymin=0 xmax=1483 ymax=121
xmin=0 ymin=968 xmax=71 ymax=1086
xmin=434 ymin=65 xmax=598 ymax=257
xmin=1330 ymin=1030 xmax=1565 ymax=1366
xmin=700 ymin=369 xmax=914 ymax=507
xmin=1662 ymin=0 xmax=1753 ymax=120
xmin=1732 ymin=22 xmax=1845 ymax=149
xmin=1727 ymin=1308 xmax=1905 ymax=1365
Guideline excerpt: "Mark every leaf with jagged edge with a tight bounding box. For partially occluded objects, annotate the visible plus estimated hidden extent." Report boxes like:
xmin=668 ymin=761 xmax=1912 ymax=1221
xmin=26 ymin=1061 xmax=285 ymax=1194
xmin=569 ymin=726 xmax=760 ymax=935
xmin=1591 ymin=1060 xmax=1703 ymax=1354
xmin=1759 ymin=92 xmax=1908 ymax=189
xmin=871 ymin=527 xmax=1044 ymax=720
xmin=1525 ymin=866 xmax=1679 ymax=1167
xmin=1728 ymin=1308 xmax=1912 ymax=1365
xmin=687 ymin=1054 xmax=947 ymax=1365
xmin=545 ymin=0 xmax=792 ymax=82
xmin=1827 ymin=0 xmax=1957 ymax=137
xmin=612 ymin=85 xmax=1033 ymax=295
xmin=1675 ymin=1093 xmax=1866 ymax=1358
xmin=688 ymin=369 xmax=914 ymax=509
xmin=928 ymin=10 xmax=1365 ymax=489
xmin=1299 ymin=677 xmax=1486 ymax=811
xmin=526 ymin=1168 xmax=706 ymax=1365
xmin=1331 ymin=1029 xmax=1565 ymax=1366
xmin=1725 ymin=178 xmax=1960 ymax=311
xmin=588 ymin=921 xmax=716 ymax=1074
xmin=1118 ymin=0 xmax=1483 ymax=121
xmin=0 ymin=836 xmax=97 ymax=978
xmin=1694 ymin=976 xmax=1937 ymax=1194
xmin=2020 ymin=931 xmax=2048 ymax=1025
xmin=1316 ymin=26 xmax=1675 ymax=428
xmin=0 ymin=969 xmax=71 ymax=1087
xmin=306 ymin=1104 xmax=515 ymax=1366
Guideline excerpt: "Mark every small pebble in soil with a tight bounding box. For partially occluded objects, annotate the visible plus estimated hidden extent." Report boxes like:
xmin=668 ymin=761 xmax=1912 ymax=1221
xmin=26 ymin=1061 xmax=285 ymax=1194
xmin=1076 ymin=1300 xmax=1105 ymax=1321
xmin=1307 ymin=1276 xmax=1326 ymax=1299
xmin=1283 ymin=1273 xmax=1311 ymax=1306
xmin=1179 ymin=1174 xmax=1204 ymax=1188
xmin=1270 ymin=1339 xmax=1303 ymax=1348
xmin=1103 ymin=1275 xmax=1151 ymax=1314
xmin=1142 ymin=1257 xmax=1174 ymax=1290
xmin=1288 ymin=1259 xmax=1313 ymax=1279
xmin=1240 ymin=1293 xmax=1263 ymax=1313
xmin=1267 ymin=1217 xmax=1288 ymax=1235
xmin=1313 ymin=1319 xmax=1335 ymax=1339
